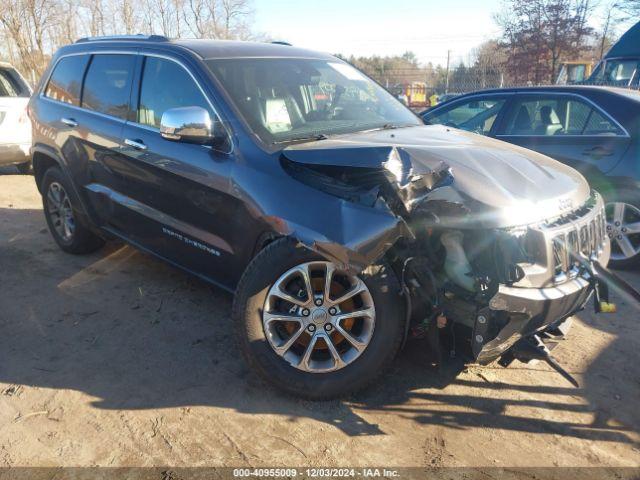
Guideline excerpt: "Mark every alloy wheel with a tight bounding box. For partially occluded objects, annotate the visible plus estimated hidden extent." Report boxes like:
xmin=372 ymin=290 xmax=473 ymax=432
xmin=606 ymin=201 xmax=640 ymax=261
xmin=46 ymin=182 xmax=75 ymax=242
xmin=262 ymin=261 xmax=376 ymax=373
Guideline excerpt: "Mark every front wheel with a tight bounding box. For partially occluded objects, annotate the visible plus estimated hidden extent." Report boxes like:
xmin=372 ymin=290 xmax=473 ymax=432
xmin=233 ymin=238 xmax=405 ymax=399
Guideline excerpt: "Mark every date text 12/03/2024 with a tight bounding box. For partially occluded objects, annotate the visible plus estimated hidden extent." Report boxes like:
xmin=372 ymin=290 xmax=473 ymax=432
xmin=232 ymin=469 xmax=400 ymax=477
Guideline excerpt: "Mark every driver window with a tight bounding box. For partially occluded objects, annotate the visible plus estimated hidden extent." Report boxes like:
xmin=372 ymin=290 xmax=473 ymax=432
xmin=424 ymin=98 xmax=505 ymax=135
xmin=138 ymin=56 xmax=213 ymax=128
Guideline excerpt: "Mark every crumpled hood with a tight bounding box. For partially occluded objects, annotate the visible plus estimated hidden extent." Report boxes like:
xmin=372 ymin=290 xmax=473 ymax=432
xmin=283 ymin=125 xmax=591 ymax=228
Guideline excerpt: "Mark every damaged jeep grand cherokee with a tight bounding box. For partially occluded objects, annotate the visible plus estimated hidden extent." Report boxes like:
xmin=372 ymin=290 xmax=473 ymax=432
xmin=30 ymin=37 xmax=615 ymax=399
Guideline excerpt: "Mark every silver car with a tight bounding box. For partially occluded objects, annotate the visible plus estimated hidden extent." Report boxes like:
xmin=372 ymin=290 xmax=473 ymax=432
xmin=0 ymin=62 xmax=32 ymax=173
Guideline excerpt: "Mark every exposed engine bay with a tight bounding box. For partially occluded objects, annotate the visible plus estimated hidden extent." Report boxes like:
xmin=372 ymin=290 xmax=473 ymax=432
xmin=278 ymin=126 xmax=628 ymax=385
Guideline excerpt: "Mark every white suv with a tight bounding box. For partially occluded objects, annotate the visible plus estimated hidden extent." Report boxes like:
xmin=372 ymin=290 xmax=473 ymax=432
xmin=0 ymin=62 xmax=32 ymax=173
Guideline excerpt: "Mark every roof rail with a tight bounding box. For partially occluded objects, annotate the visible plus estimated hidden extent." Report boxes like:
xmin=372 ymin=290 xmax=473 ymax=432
xmin=270 ymin=41 xmax=292 ymax=46
xmin=75 ymin=34 xmax=169 ymax=44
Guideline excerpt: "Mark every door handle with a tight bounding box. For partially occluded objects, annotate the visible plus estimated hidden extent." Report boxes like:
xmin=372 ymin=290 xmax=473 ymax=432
xmin=582 ymin=146 xmax=613 ymax=157
xmin=124 ymin=138 xmax=147 ymax=151
xmin=60 ymin=117 xmax=78 ymax=127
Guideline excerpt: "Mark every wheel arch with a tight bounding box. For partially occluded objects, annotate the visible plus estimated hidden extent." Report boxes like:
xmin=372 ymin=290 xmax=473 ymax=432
xmin=251 ymin=231 xmax=283 ymax=259
xmin=32 ymin=147 xmax=62 ymax=194
xmin=31 ymin=145 xmax=91 ymax=219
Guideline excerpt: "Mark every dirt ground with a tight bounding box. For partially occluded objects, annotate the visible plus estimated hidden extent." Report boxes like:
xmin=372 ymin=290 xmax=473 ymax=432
xmin=0 ymin=168 xmax=639 ymax=468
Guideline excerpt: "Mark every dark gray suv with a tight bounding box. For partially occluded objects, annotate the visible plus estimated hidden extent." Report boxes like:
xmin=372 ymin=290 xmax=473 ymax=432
xmin=29 ymin=35 xmax=613 ymax=399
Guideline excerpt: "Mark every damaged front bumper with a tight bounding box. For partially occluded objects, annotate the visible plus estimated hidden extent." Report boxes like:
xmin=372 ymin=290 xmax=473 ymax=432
xmin=472 ymin=193 xmax=612 ymax=365
xmin=474 ymin=274 xmax=595 ymax=364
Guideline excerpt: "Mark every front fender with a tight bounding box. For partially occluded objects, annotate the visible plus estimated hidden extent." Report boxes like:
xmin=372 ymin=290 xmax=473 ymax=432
xmin=233 ymin=161 xmax=410 ymax=273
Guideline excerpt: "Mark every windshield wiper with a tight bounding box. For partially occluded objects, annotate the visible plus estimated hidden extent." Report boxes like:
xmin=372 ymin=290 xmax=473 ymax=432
xmin=272 ymin=134 xmax=329 ymax=145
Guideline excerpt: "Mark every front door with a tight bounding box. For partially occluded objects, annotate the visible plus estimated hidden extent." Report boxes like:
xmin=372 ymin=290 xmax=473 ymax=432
xmin=422 ymin=94 xmax=511 ymax=137
xmin=103 ymin=54 xmax=239 ymax=289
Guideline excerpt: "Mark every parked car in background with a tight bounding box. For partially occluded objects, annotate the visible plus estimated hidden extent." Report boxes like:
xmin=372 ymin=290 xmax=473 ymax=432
xmin=422 ymin=86 xmax=640 ymax=268
xmin=586 ymin=20 xmax=639 ymax=88
xmin=556 ymin=60 xmax=593 ymax=85
xmin=434 ymin=93 xmax=461 ymax=104
xmin=0 ymin=62 xmax=32 ymax=173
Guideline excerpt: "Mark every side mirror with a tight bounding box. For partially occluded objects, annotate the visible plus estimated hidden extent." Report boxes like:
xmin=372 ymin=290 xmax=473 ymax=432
xmin=160 ymin=106 xmax=226 ymax=146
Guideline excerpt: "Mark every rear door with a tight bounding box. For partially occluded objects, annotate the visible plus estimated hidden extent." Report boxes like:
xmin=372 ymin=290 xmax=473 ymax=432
xmin=43 ymin=53 xmax=138 ymax=223
xmin=494 ymin=93 xmax=631 ymax=178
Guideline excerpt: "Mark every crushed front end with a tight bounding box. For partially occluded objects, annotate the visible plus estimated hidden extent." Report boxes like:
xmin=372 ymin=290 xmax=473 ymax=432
xmin=391 ymin=193 xmax=610 ymax=367
xmin=279 ymin=126 xmax=620 ymax=384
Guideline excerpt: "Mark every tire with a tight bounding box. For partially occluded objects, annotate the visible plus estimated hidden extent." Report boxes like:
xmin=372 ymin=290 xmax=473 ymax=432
xmin=604 ymin=189 xmax=640 ymax=270
xmin=16 ymin=161 xmax=32 ymax=174
xmin=233 ymin=237 xmax=405 ymax=400
xmin=41 ymin=166 xmax=105 ymax=254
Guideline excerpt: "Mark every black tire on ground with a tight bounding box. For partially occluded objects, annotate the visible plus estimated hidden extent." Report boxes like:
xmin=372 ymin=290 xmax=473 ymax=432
xmin=233 ymin=237 xmax=405 ymax=400
xmin=16 ymin=161 xmax=32 ymax=174
xmin=605 ymin=189 xmax=640 ymax=270
xmin=41 ymin=166 xmax=105 ymax=254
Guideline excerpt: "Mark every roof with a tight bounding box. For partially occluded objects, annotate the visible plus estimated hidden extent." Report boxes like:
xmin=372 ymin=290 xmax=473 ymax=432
xmin=173 ymin=39 xmax=334 ymax=60
xmin=450 ymin=85 xmax=640 ymax=103
xmin=606 ymin=20 xmax=640 ymax=58
xmin=69 ymin=36 xmax=334 ymax=61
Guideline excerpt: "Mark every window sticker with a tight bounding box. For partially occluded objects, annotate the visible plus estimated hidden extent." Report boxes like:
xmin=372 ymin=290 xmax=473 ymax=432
xmin=265 ymin=98 xmax=292 ymax=133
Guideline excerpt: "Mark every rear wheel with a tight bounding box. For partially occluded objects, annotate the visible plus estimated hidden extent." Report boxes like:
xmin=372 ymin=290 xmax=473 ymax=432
xmin=233 ymin=238 xmax=404 ymax=399
xmin=605 ymin=192 xmax=640 ymax=269
xmin=41 ymin=167 xmax=105 ymax=254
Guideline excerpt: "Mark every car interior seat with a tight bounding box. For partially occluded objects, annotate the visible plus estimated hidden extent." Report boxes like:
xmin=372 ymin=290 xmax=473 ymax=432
xmin=511 ymin=105 xmax=532 ymax=134
xmin=536 ymin=105 xmax=564 ymax=135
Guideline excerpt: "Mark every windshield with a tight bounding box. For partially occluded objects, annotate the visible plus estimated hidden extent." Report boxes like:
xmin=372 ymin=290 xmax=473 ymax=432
xmin=205 ymin=58 xmax=421 ymax=144
xmin=590 ymin=59 xmax=639 ymax=86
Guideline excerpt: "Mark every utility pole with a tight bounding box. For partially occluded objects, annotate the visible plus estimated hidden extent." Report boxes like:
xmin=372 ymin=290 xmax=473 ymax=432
xmin=445 ymin=50 xmax=451 ymax=94
xmin=599 ymin=8 xmax=612 ymax=60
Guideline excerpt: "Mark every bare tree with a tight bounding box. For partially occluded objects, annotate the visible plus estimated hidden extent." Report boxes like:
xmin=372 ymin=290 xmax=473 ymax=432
xmin=184 ymin=0 xmax=210 ymax=37
xmin=118 ymin=0 xmax=140 ymax=34
xmin=0 ymin=0 xmax=260 ymax=81
xmin=182 ymin=0 xmax=252 ymax=39
xmin=0 ymin=0 xmax=57 ymax=78
xmin=83 ymin=0 xmax=108 ymax=37
xmin=220 ymin=0 xmax=252 ymax=38
xmin=469 ymin=40 xmax=507 ymax=88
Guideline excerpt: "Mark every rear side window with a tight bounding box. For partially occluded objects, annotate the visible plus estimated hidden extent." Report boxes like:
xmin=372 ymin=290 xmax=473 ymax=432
xmin=138 ymin=56 xmax=212 ymax=128
xmin=584 ymin=110 xmax=623 ymax=135
xmin=82 ymin=54 xmax=135 ymax=120
xmin=45 ymin=55 xmax=89 ymax=106
xmin=502 ymin=96 xmax=624 ymax=136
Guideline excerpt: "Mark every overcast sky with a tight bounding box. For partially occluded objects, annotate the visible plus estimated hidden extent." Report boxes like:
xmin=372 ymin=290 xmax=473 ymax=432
xmin=252 ymin=0 xmax=630 ymax=66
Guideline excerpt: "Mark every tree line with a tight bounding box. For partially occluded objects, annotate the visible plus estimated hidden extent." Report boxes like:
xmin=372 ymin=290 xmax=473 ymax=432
xmin=0 ymin=0 xmax=255 ymax=82
xmin=351 ymin=0 xmax=638 ymax=92
xmin=0 ymin=0 xmax=638 ymax=89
